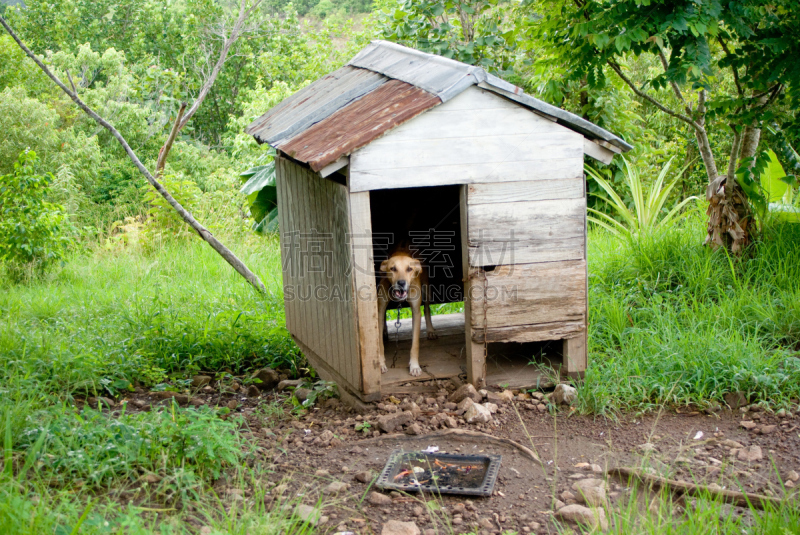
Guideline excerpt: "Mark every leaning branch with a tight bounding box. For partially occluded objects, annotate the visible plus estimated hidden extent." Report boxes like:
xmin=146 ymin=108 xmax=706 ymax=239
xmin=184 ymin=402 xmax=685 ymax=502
xmin=156 ymin=102 xmax=186 ymax=178
xmin=0 ymin=15 xmax=266 ymax=293
xmin=607 ymin=60 xmax=698 ymax=128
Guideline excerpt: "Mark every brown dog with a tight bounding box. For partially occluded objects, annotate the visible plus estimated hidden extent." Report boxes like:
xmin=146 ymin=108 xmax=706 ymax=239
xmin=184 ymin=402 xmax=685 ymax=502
xmin=377 ymin=250 xmax=437 ymax=376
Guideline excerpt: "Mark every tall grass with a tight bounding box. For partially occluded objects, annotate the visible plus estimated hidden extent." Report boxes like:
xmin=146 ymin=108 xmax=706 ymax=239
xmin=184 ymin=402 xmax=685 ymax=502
xmin=581 ymin=215 xmax=800 ymax=415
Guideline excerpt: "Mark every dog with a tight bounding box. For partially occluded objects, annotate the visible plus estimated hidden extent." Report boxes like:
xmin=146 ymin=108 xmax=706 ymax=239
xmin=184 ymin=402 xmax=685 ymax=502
xmin=377 ymin=249 xmax=438 ymax=376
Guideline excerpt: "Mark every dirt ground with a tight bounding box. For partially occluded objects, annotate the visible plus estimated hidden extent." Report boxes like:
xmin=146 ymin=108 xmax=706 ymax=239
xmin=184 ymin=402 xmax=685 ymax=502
xmin=103 ymin=376 xmax=800 ymax=534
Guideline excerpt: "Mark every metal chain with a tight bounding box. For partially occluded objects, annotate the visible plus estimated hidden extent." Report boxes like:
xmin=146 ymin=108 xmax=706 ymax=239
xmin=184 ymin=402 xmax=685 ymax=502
xmin=391 ymin=307 xmax=401 ymax=368
xmin=482 ymin=267 xmax=488 ymax=384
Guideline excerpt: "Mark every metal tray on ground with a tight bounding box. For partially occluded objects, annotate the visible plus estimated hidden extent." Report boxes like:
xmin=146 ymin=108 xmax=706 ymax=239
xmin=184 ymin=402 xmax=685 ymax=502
xmin=375 ymin=449 xmax=502 ymax=497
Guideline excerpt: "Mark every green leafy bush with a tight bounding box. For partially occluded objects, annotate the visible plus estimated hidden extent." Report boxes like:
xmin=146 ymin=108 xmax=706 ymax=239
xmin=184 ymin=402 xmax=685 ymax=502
xmin=0 ymin=150 xmax=71 ymax=279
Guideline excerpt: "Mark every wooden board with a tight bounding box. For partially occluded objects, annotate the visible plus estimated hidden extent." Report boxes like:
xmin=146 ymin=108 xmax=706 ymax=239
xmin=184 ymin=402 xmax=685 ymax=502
xmin=460 ymin=185 xmax=487 ymax=387
xmin=276 ymin=157 xmax=362 ymax=394
xmin=349 ymin=87 xmax=585 ymax=192
xmin=467 ymin=197 xmax=586 ymax=266
xmin=468 ymin=178 xmax=584 ymax=205
xmin=469 ymin=259 xmax=587 ymax=330
xmin=385 ymin=313 xmax=467 ymax=341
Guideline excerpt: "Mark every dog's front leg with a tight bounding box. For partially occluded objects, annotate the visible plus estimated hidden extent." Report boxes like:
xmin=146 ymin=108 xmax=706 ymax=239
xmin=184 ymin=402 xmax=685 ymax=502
xmin=409 ymin=298 xmax=422 ymax=376
xmin=377 ymin=294 xmax=389 ymax=373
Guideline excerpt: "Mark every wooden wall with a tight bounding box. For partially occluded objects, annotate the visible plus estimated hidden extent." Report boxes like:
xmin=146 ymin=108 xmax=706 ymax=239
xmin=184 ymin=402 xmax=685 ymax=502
xmin=349 ymin=87 xmax=584 ymax=193
xmin=276 ymin=156 xmax=363 ymax=395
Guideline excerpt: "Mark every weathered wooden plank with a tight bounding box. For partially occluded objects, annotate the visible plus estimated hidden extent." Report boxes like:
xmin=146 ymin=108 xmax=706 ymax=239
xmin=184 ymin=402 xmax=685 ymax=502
xmin=348 ymin=191 xmax=381 ymax=396
xmin=319 ymin=156 xmax=348 ymax=178
xmin=386 ymin=312 xmax=465 ymax=341
xmin=352 ymin=132 xmax=582 ymax=172
xmin=460 ymin=185 xmax=487 ymax=388
xmin=309 ymin=170 xmax=335 ymax=379
xmin=469 ymin=260 xmax=587 ymax=329
xmin=563 ymin=331 xmax=587 ymax=378
xmin=350 ymin=158 xmax=584 ymax=192
xmin=584 ymin=138 xmax=615 ymax=164
xmin=275 ymin=157 xmax=294 ymax=336
xmin=467 ymin=197 xmax=586 ymax=266
xmin=468 ymin=178 xmax=584 ymax=205
xmin=472 ymin=321 xmax=585 ymax=344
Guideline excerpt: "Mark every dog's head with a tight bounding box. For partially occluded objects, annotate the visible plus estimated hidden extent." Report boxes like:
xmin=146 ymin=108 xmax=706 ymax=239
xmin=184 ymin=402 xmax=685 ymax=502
xmin=380 ymin=253 xmax=421 ymax=301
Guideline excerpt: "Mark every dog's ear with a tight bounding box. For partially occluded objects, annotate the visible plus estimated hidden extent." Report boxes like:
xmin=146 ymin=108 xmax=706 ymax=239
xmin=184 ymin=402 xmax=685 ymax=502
xmin=380 ymin=259 xmax=389 ymax=273
xmin=410 ymin=258 xmax=422 ymax=276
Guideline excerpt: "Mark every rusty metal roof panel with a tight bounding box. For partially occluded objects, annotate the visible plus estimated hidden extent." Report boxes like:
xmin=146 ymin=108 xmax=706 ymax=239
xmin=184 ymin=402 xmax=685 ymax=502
xmin=245 ymin=66 xmax=388 ymax=146
xmin=280 ymin=80 xmax=441 ymax=172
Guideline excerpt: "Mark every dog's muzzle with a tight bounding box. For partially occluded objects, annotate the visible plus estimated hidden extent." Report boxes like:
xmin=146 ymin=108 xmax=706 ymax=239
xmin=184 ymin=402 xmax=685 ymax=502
xmin=390 ymin=282 xmax=408 ymax=301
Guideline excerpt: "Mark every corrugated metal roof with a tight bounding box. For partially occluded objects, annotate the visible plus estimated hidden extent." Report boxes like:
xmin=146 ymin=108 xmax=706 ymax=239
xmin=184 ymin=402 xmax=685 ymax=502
xmin=246 ymin=41 xmax=632 ymax=169
xmin=246 ymin=66 xmax=388 ymax=146
xmin=281 ymin=80 xmax=440 ymax=172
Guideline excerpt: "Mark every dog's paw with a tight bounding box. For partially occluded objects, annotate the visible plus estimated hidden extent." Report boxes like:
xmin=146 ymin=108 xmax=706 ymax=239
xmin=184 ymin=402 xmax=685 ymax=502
xmin=427 ymin=331 xmax=438 ymax=341
xmin=380 ymin=363 xmax=388 ymax=374
xmin=409 ymin=364 xmax=422 ymax=377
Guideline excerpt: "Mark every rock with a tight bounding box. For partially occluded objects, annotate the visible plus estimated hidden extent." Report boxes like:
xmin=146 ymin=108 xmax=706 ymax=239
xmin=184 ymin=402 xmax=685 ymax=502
xmin=354 ymin=470 xmax=374 ymax=483
xmin=464 ymin=403 xmax=492 ymax=424
xmin=498 ymin=390 xmax=514 ymax=403
xmin=413 ymin=506 xmax=424 ymax=516
xmin=485 ymin=402 xmax=498 ymax=414
xmin=739 ymin=421 xmax=757 ymax=430
xmin=478 ymin=518 xmax=494 ymax=529
xmin=381 ymin=520 xmax=420 ymax=535
xmin=537 ymin=403 xmax=547 ymax=412
xmin=368 ymin=491 xmax=393 ymax=506
xmin=292 ymin=504 xmax=322 ymax=525
xmin=88 ymin=396 xmax=115 ymax=409
xmin=449 ymin=384 xmax=482 ymax=404
xmin=561 ymin=491 xmax=576 ymax=501
xmin=555 ymin=504 xmax=608 ymax=531
xmin=246 ymin=385 xmax=260 ymax=398
xmin=486 ymin=392 xmax=504 ymax=404
xmin=377 ymin=411 xmax=414 ymax=433
xmin=759 ymin=425 xmax=777 ymax=435
xmin=273 ymin=483 xmax=288 ymax=495
xmin=191 ymin=375 xmax=211 ymax=388
xmin=591 ymin=464 xmax=603 ymax=473
xmin=721 ymin=439 xmax=744 ymax=448
xmin=226 ymin=399 xmax=239 ymax=410
xmin=554 ymin=499 xmax=566 ymax=510
xmin=319 ymin=430 xmax=335 ymax=445
xmin=324 ymin=481 xmax=349 ymax=495
xmin=738 ymin=445 xmax=763 ymax=462
xmin=443 ymin=402 xmax=457 ymax=410
xmin=787 ymin=470 xmax=799 ymax=482
xmin=294 ymin=388 xmax=311 ymax=403
xmin=277 ymin=379 xmax=303 ymax=391
xmin=637 ymin=442 xmax=656 ymax=452
xmin=552 ymin=384 xmax=577 ymax=405
xmin=457 ymin=397 xmax=474 ymax=412
xmin=251 ymin=368 xmax=280 ymax=390
xmin=405 ymin=423 xmax=423 ymax=435
xmin=189 ymin=398 xmax=204 ymax=407
xmin=725 ymin=392 xmax=748 ymax=409
xmin=315 ymin=469 xmax=331 ymax=477
xmin=785 ymin=480 xmax=796 ymax=488
xmin=571 ymin=478 xmax=607 ymax=506
xmin=776 ymin=409 xmax=788 ymax=418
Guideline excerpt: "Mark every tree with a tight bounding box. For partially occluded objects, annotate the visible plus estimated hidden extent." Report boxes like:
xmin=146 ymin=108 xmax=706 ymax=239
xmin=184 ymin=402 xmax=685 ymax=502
xmin=0 ymin=2 xmax=268 ymax=292
xmin=525 ymin=0 xmax=799 ymax=252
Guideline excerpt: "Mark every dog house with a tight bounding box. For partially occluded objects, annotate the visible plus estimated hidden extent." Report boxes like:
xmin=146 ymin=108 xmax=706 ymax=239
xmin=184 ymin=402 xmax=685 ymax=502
xmin=246 ymin=41 xmax=632 ymax=402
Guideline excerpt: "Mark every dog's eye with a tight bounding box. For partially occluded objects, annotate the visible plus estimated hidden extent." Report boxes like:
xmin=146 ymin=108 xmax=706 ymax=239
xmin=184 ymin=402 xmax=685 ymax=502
xmin=406 ymin=267 xmax=412 ymax=272
xmin=390 ymin=266 xmax=397 ymax=272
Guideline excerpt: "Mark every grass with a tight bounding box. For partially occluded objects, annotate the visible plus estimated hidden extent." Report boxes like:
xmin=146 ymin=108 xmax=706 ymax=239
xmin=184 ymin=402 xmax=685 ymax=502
xmin=2 ymin=217 xmax=800 ymax=533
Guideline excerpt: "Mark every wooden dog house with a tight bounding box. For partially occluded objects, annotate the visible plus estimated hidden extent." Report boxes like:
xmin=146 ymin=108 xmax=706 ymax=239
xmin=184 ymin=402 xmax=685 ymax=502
xmin=246 ymin=41 xmax=632 ymax=402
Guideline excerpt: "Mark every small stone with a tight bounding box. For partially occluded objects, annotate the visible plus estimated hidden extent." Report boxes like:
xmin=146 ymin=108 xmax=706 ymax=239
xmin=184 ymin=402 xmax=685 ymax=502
xmin=226 ymin=399 xmax=239 ymax=410
xmin=478 ymin=518 xmax=494 ymax=529
xmin=251 ymin=368 xmax=280 ymax=390
xmin=786 ymin=480 xmax=796 ymax=488
xmin=759 ymin=425 xmax=777 ymax=435
xmin=189 ymin=398 xmax=204 ymax=406
xmin=591 ymin=464 xmax=603 ymax=473
xmin=457 ymin=397 xmax=474 ymax=412
xmin=449 ymin=384 xmax=482 ymax=403
xmin=277 ymin=379 xmax=303 ymax=391
xmin=381 ymin=520 xmax=420 ymax=535
xmin=574 ymin=462 xmax=591 ymax=469
xmin=315 ymin=469 xmax=331 ymax=477
xmin=725 ymin=392 xmax=748 ymax=409
xmin=443 ymin=402 xmax=457 ymax=410
xmin=368 ymin=491 xmax=393 ymax=506
xmin=486 ymin=392 xmax=504 ymax=404
xmin=191 ymin=375 xmax=211 ymax=388
xmin=294 ymin=388 xmax=311 ymax=403
xmin=787 ymin=470 xmax=799 ymax=482
xmin=498 ymin=390 xmax=514 ymax=403
xmin=246 ymin=385 xmax=260 ymax=398
xmin=552 ymin=384 xmax=577 ymax=405
xmin=354 ymin=470 xmax=374 ymax=483
xmin=413 ymin=506 xmax=424 ymax=516
xmin=571 ymin=478 xmax=607 ymax=506
xmin=377 ymin=411 xmax=414 ymax=433
xmin=324 ymin=481 xmax=349 ymax=495
xmin=464 ymin=403 xmax=492 ymax=424
xmin=273 ymin=484 xmax=288 ymax=495
xmin=738 ymin=445 xmax=763 ymax=462
xmin=555 ymin=504 xmax=608 ymax=531
xmin=443 ymin=416 xmax=458 ymax=428
xmin=739 ymin=421 xmax=757 ymax=430
xmin=485 ymin=402 xmax=498 ymax=414
xmin=637 ymin=443 xmax=656 ymax=452
xmin=292 ymin=504 xmax=322 ymax=526
xmin=554 ymin=499 xmax=566 ymax=510
xmin=721 ymin=439 xmax=744 ymax=448
xmin=537 ymin=403 xmax=547 ymax=412
xmin=776 ymin=409 xmax=788 ymax=418
xmin=560 ymin=491 xmax=576 ymax=501
xmin=405 ymin=423 xmax=423 ymax=435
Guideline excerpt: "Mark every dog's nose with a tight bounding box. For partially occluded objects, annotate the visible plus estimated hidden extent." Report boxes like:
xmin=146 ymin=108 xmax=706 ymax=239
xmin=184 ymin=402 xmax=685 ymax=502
xmin=397 ymin=280 xmax=408 ymax=289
